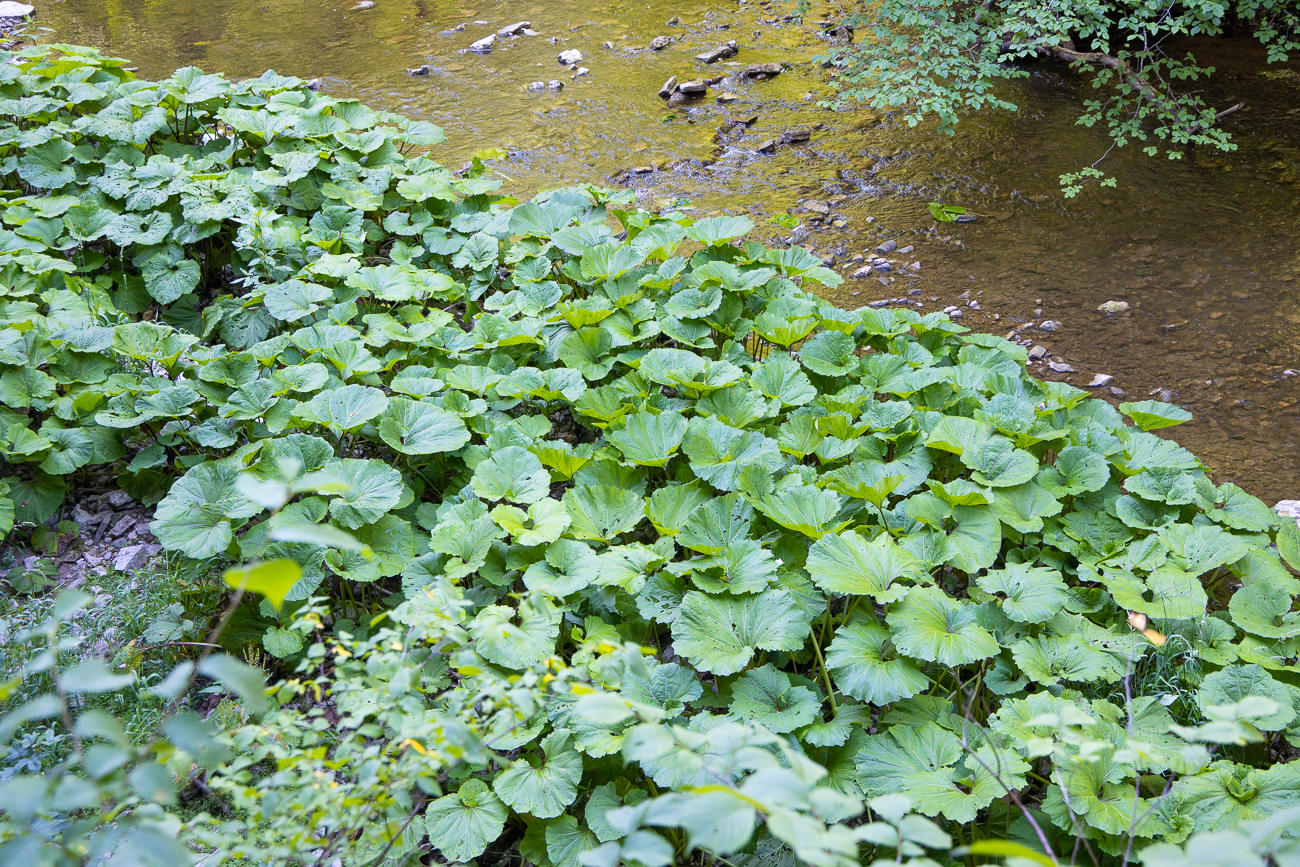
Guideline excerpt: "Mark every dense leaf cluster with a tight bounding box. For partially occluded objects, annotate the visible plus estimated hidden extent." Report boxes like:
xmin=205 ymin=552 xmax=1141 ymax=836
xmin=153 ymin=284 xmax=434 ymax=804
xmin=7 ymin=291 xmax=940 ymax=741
xmin=1 ymin=44 xmax=1299 ymax=867
xmin=826 ymin=0 xmax=1300 ymax=193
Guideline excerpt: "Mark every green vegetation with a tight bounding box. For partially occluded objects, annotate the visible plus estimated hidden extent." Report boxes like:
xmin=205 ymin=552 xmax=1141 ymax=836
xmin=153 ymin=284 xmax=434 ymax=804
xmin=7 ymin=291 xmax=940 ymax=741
xmin=1 ymin=43 xmax=1300 ymax=866
xmin=828 ymin=0 xmax=1300 ymax=194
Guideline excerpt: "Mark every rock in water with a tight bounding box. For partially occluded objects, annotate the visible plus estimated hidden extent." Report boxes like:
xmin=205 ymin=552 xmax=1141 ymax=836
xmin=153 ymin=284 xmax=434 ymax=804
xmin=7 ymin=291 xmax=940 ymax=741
xmin=677 ymin=79 xmax=708 ymax=95
xmin=408 ymin=65 xmax=434 ymax=76
xmin=351 ymin=0 xmax=374 ymax=8
xmin=1047 ymin=360 xmax=1075 ymax=373
xmin=1097 ymin=300 xmax=1129 ymax=314
xmin=0 ymin=1 xmax=33 ymax=13
xmin=742 ymin=62 xmax=784 ymax=80
xmin=470 ymin=33 xmax=497 ymax=52
xmin=696 ymin=41 xmax=738 ymax=63
xmin=1088 ymin=374 xmax=1114 ymax=387
xmin=657 ymin=75 xmax=678 ymax=98
xmin=558 ymin=49 xmax=583 ymax=65
xmin=498 ymin=21 xmax=530 ymax=37
xmin=874 ymin=239 xmax=897 ymax=255
xmin=649 ymin=35 xmax=673 ymax=50
xmin=1276 ymin=501 xmax=1300 ymax=527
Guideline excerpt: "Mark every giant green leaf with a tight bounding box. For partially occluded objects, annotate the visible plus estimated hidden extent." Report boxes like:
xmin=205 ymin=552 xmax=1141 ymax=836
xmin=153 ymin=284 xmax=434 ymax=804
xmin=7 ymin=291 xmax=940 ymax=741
xmin=826 ymin=620 xmax=929 ymax=704
xmin=886 ymin=586 xmax=999 ymax=666
xmin=493 ymin=729 xmax=583 ymax=819
xmin=806 ymin=530 xmax=921 ymax=603
xmin=671 ymin=590 xmax=812 ymax=675
xmin=151 ymin=462 xmax=261 ymax=559
xmin=377 ymin=398 xmax=470 ymax=455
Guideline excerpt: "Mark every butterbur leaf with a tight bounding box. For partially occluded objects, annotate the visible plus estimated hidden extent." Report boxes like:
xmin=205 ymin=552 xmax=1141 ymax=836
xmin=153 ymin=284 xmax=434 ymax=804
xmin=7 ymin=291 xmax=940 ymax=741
xmin=471 ymin=595 xmax=561 ymax=669
xmin=472 ymin=446 xmax=552 ymax=504
xmin=324 ymin=459 xmax=404 ymax=529
xmin=564 ymin=484 xmax=644 ymax=543
xmin=493 ymin=729 xmax=583 ymax=818
xmin=974 ymin=563 xmax=1069 ymax=623
xmin=151 ymin=462 xmax=260 ymax=559
xmin=1120 ymin=400 xmax=1194 ymax=431
xmin=377 ymin=398 xmax=471 ymax=455
xmin=423 ymin=780 xmax=508 ymax=863
xmin=886 ymin=586 xmax=999 ymax=666
xmin=671 ymin=590 xmax=812 ymax=675
xmin=827 ymin=620 xmax=929 ymax=704
xmin=1209 ymin=484 xmax=1280 ymax=532
xmin=303 ymin=384 xmax=389 ymax=432
xmin=546 ymin=815 xmax=601 ymax=867
xmin=607 ymin=411 xmax=687 ymax=467
xmin=1036 ymin=446 xmax=1109 ymax=496
xmin=756 ymin=484 xmax=846 ymax=539
xmin=491 ymin=499 xmax=571 ymax=547
xmin=807 ymin=530 xmax=922 ymax=603
xmin=1229 ymin=579 xmax=1300 ymax=640
xmin=1197 ymin=665 xmax=1296 ymax=731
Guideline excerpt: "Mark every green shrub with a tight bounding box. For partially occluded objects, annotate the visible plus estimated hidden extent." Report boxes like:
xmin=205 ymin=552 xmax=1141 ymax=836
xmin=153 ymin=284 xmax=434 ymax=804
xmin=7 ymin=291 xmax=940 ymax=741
xmin=0 ymin=43 xmax=1299 ymax=867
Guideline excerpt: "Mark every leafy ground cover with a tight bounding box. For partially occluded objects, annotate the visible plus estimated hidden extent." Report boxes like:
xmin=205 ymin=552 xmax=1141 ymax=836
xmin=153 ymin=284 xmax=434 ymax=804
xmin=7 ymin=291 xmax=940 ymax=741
xmin=0 ymin=43 xmax=1299 ymax=867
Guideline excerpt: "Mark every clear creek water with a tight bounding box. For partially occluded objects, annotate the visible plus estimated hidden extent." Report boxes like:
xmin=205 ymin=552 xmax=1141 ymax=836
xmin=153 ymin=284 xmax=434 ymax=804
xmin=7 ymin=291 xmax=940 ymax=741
xmin=33 ymin=0 xmax=1300 ymax=503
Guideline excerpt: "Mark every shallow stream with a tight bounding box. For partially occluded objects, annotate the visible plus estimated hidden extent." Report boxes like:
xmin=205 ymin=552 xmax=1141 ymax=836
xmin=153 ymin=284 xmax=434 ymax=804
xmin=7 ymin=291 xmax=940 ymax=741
xmin=36 ymin=0 xmax=1300 ymax=502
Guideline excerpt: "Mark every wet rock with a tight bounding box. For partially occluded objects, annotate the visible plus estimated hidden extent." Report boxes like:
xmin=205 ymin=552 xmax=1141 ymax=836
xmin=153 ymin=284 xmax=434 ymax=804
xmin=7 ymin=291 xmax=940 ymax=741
xmin=549 ymin=79 xmax=565 ymax=90
xmin=522 ymin=28 xmax=539 ymax=36
xmin=470 ymin=33 xmax=497 ymax=52
xmin=0 ymin=2 xmax=33 ymax=15
xmin=408 ymin=65 xmax=434 ymax=76
xmin=114 ymin=544 xmax=161 ymax=574
xmin=1275 ymin=501 xmax=1300 ymax=527
xmin=571 ymin=67 xmax=589 ymax=78
xmin=696 ymin=41 xmax=738 ymax=63
xmin=852 ymin=266 xmax=873 ymax=279
xmin=1283 ymin=369 xmax=1298 ymax=377
xmin=874 ymin=239 xmax=897 ymax=255
xmin=967 ymin=299 xmax=979 ymax=309
xmin=632 ymin=166 xmax=653 ymax=174
xmin=650 ymin=35 xmax=673 ymax=50
xmin=498 ymin=20 xmax=531 ymax=37
xmin=755 ymin=139 xmax=777 ymax=154
xmin=801 ymin=199 xmax=830 ymax=215
xmin=897 ymin=245 xmax=914 ymax=255
xmin=351 ymin=0 xmax=373 ymax=8
xmin=305 ymin=78 xmax=323 ymax=91
xmin=677 ymin=79 xmax=708 ymax=96
xmin=1047 ymin=360 xmax=1076 ymax=373
xmin=1088 ymin=374 xmax=1114 ymax=387
xmin=558 ymin=48 xmax=584 ymax=65
xmin=743 ymin=62 xmax=784 ymax=80
xmin=1028 ymin=345 xmax=1048 ymax=361
xmin=602 ymin=41 xmax=614 ymax=49
xmin=666 ymin=15 xmax=681 ymax=26
xmin=716 ymin=92 xmax=740 ymax=103
xmin=658 ymin=75 xmax=679 ymax=98
xmin=1040 ymin=320 xmax=1061 ymax=332
xmin=832 ymin=219 xmax=847 ymax=228
xmin=874 ymin=262 xmax=892 ymax=273
xmin=728 ymin=114 xmax=758 ymax=127
xmin=525 ymin=80 xmax=547 ymax=91
xmin=1097 ymin=300 xmax=1129 ymax=315
xmin=1108 ymin=386 xmax=1127 ymax=397
xmin=779 ymin=128 xmax=810 ymax=144
xmin=908 ymin=261 xmax=921 ymax=271
xmin=943 ymin=305 xmax=963 ymax=320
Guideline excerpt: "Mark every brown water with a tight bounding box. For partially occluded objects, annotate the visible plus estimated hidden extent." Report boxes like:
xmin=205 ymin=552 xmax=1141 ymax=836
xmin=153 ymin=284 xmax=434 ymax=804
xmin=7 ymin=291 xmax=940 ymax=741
xmin=32 ymin=0 xmax=1300 ymax=503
